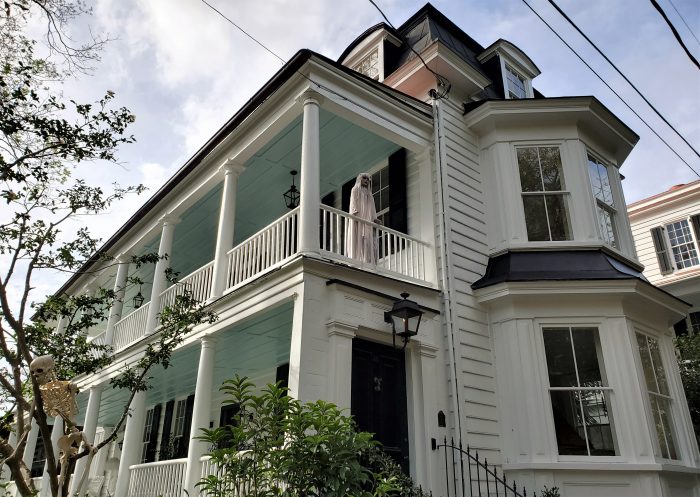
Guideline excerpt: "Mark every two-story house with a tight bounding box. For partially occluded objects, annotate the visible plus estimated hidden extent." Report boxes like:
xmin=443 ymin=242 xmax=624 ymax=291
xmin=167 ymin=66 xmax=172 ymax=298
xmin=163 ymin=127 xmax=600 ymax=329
xmin=8 ymin=4 xmax=700 ymax=497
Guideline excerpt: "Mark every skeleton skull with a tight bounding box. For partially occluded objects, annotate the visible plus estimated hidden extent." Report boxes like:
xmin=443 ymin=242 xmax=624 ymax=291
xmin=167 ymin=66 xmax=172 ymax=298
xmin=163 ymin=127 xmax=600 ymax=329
xmin=30 ymin=355 xmax=56 ymax=385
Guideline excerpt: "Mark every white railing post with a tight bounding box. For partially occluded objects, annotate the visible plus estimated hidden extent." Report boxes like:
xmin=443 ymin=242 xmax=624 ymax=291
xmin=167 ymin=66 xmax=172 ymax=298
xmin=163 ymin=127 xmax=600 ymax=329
xmin=298 ymin=91 xmax=322 ymax=255
xmin=145 ymin=216 xmax=179 ymax=335
xmin=21 ymin=421 xmax=39 ymax=472
xmin=104 ymin=257 xmax=130 ymax=346
xmin=115 ymin=391 xmax=146 ymax=497
xmin=184 ymin=335 xmax=217 ymax=495
xmin=211 ymin=161 xmax=245 ymax=300
xmin=39 ymin=418 xmax=63 ymax=497
xmin=70 ymin=384 xmax=104 ymax=496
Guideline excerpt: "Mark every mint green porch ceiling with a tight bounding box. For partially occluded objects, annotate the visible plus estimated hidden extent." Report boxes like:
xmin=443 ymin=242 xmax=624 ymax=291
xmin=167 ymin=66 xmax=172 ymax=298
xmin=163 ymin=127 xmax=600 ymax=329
xmin=95 ymin=302 xmax=293 ymax=426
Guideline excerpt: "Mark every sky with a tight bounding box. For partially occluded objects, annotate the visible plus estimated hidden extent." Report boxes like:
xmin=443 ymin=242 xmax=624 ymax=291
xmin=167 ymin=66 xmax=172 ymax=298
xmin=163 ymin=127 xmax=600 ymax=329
xmin=13 ymin=0 xmax=700 ymax=298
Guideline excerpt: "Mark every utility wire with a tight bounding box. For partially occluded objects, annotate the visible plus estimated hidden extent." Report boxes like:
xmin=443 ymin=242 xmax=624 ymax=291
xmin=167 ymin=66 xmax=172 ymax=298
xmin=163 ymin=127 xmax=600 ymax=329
xmin=521 ymin=0 xmax=700 ymax=177
xmin=650 ymin=0 xmax=700 ymax=69
xmin=547 ymin=0 xmax=700 ymax=160
xmin=667 ymin=0 xmax=700 ymax=46
xmin=366 ymin=0 xmax=451 ymax=99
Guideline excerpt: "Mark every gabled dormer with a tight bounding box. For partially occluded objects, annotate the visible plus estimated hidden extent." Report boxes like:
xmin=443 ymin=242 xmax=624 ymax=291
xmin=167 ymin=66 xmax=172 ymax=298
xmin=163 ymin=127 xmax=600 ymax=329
xmin=478 ymin=39 xmax=541 ymax=99
xmin=338 ymin=23 xmax=402 ymax=82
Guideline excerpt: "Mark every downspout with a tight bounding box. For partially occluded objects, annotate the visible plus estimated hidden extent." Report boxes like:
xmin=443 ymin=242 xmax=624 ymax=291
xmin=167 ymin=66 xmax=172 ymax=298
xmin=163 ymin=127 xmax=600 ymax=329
xmin=431 ymin=97 xmax=463 ymax=444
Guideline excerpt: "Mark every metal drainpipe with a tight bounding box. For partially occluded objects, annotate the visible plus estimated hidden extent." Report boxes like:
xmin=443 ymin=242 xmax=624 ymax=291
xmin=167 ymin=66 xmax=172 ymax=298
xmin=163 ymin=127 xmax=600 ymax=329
xmin=431 ymin=96 xmax=463 ymax=444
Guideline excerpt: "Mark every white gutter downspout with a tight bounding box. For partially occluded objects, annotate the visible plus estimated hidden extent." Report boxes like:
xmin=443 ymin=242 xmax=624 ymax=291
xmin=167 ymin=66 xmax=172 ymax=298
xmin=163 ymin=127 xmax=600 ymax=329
xmin=432 ymin=97 xmax=463 ymax=444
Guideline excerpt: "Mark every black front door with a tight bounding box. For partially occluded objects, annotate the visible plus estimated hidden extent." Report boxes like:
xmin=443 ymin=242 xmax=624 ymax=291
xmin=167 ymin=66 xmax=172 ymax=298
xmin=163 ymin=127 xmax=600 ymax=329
xmin=351 ymin=338 xmax=410 ymax=473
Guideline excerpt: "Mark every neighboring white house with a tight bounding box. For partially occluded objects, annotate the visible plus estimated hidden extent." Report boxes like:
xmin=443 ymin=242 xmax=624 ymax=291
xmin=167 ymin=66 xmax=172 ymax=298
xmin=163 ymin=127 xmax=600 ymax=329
xmin=5 ymin=4 xmax=700 ymax=497
xmin=629 ymin=180 xmax=700 ymax=336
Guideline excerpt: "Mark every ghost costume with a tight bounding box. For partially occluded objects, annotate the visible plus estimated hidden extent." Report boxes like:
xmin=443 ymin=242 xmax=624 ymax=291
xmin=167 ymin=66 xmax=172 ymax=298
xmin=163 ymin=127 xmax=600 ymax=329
xmin=346 ymin=173 xmax=378 ymax=264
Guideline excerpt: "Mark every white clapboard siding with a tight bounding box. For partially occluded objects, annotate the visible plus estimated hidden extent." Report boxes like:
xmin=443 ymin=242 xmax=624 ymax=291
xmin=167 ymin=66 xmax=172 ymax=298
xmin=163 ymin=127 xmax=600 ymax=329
xmin=438 ymin=100 xmax=500 ymax=461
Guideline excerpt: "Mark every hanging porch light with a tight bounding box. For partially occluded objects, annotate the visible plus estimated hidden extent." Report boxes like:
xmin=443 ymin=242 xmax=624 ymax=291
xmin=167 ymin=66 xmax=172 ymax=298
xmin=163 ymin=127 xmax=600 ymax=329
xmin=283 ymin=170 xmax=300 ymax=209
xmin=132 ymin=286 xmax=145 ymax=309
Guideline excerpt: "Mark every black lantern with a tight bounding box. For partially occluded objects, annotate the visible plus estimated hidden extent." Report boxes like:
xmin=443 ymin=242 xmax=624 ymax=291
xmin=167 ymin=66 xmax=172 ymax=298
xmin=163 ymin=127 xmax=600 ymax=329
xmin=384 ymin=292 xmax=423 ymax=350
xmin=283 ymin=170 xmax=300 ymax=209
xmin=132 ymin=286 xmax=145 ymax=309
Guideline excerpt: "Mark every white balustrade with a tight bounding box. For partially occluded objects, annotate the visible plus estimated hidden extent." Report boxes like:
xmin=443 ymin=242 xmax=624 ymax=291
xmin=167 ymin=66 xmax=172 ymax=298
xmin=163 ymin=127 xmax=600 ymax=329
xmin=159 ymin=261 xmax=214 ymax=312
xmin=128 ymin=458 xmax=187 ymax=497
xmin=320 ymin=205 xmax=428 ymax=281
xmin=225 ymin=207 xmax=299 ymax=290
xmin=88 ymin=331 xmax=107 ymax=358
xmin=112 ymin=302 xmax=150 ymax=352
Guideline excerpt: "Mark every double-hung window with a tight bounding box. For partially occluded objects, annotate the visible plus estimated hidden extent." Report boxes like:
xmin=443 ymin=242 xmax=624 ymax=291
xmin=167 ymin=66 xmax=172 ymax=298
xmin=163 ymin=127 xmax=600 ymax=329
xmin=543 ymin=327 xmax=617 ymax=456
xmin=371 ymin=166 xmax=390 ymax=227
xmin=636 ymin=333 xmax=678 ymax=460
xmin=587 ymin=154 xmax=617 ymax=248
xmin=651 ymin=216 xmax=700 ymax=274
xmin=172 ymin=397 xmax=187 ymax=453
xmin=517 ymin=146 xmax=572 ymax=241
xmin=505 ymin=65 xmax=527 ymax=99
xmin=141 ymin=408 xmax=155 ymax=463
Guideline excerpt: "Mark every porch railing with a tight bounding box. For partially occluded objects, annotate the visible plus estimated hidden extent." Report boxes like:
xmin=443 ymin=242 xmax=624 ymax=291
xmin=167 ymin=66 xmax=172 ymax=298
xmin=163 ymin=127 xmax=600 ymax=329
xmin=88 ymin=331 xmax=107 ymax=358
xmin=434 ymin=438 xmax=532 ymax=497
xmin=128 ymin=458 xmax=187 ymax=497
xmin=159 ymin=261 xmax=214 ymax=312
xmin=320 ymin=205 xmax=428 ymax=281
xmin=225 ymin=207 xmax=299 ymax=291
xmin=112 ymin=302 xmax=150 ymax=352
xmin=199 ymin=454 xmax=284 ymax=496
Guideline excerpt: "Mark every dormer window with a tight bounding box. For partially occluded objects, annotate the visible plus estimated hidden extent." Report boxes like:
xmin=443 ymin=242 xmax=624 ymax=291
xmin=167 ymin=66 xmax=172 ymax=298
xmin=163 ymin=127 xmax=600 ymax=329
xmin=354 ymin=48 xmax=380 ymax=80
xmin=505 ymin=65 xmax=527 ymax=99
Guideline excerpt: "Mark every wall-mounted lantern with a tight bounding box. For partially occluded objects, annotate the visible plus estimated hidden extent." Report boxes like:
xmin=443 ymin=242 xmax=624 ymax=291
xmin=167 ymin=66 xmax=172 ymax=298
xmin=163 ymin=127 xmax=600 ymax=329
xmin=384 ymin=292 xmax=423 ymax=350
xmin=283 ymin=170 xmax=300 ymax=209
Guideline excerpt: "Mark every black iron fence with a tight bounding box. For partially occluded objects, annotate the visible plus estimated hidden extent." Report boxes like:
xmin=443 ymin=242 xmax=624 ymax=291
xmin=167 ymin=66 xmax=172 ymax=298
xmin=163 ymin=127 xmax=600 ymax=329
xmin=432 ymin=437 xmax=534 ymax=497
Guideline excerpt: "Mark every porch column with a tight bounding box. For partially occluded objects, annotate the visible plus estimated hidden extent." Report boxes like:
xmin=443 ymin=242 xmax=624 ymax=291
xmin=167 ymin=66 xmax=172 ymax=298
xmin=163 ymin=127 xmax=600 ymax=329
xmin=104 ymin=257 xmax=130 ymax=346
xmin=297 ymin=91 xmax=322 ymax=255
xmin=210 ymin=162 xmax=245 ymax=300
xmin=145 ymin=216 xmax=179 ymax=335
xmin=183 ymin=335 xmax=217 ymax=495
xmin=326 ymin=321 xmax=356 ymax=410
xmin=114 ymin=391 xmax=146 ymax=497
xmin=70 ymin=384 xmax=104 ymax=496
xmin=21 ymin=420 xmax=39 ymax=470
xmin=39 ymin=418 xmax=63 ymax=497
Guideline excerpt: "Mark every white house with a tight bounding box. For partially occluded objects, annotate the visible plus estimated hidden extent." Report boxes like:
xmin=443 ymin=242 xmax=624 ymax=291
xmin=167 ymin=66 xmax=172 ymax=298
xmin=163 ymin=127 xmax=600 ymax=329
xmin=6 ymin=4 xmax=700 ymax=497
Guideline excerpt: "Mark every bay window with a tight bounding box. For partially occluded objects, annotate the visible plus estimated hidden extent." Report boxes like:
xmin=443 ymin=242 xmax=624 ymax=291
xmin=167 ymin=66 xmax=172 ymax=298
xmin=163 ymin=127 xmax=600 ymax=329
xmin=517 ymin=146 xmax=572 ymax=241
xmin=636 ymin=332 xmax=678 ymax=460
xmin=543 ymin=326 xmax=617 ymax=456
xmin=587 ymin=154 xmax=617 ymax=248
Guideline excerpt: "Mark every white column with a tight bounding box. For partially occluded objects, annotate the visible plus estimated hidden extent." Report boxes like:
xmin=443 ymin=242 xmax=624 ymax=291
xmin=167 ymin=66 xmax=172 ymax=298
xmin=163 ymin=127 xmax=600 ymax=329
xmin=183 ymin=335 xmax=217 ymax=495
xmin=39 ymin=418 xmax=63 ymax=497
xmin=70 ymin=384 xmax=104 ymax=496
xmin=22 ymin=421 xmax=39 ymax=470
xmin=297 ymin=91 xmax=322 ymax=255
xmin=145 ymin=216 xmax=179 ymax=334
xmin=114 ymin=391 xmax=146 ymax=497
xmin=326 ymin=321 xmax=356 ymax=410
xmin=1 ymin=430 xmax=17 ymax=480
xmin=210 ymin=162 xmax=245 ymax=299
xmin=104 ymin=258 xmax=130 ymax=346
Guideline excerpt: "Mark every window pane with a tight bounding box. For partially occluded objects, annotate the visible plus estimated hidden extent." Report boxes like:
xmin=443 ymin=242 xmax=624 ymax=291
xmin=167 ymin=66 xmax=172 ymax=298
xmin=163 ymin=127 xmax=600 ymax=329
xmin=636 ymin=334 xmax=658 ymax=393
xmin=543 ymin=328 xmax=577 ymax=387
xmin=583 ymin=390 xmax=616 ymax=456
xmin=657 ymin=396 xmax=678 ymax=459
xmin=597 ymin=206 xmax=617 ymax=248
xmin=517 ymin=148 xmax=543 ymax=192
xmin=550 ymin=390 xmax=588 ymax=455
xmin=667 ymin=220 xmax=700 ymax=269
xmin=572 ymin=328 xmax=603 ymax=387
xmin=546 ymin=195 xmax=571 ymax=241
xmin=588 ymin=156 xmax=614 ymax=206
xmin=523 ymin=195 xmax=549 ymax=241
xmin=650 ymin=396 xmax=672 ymax=459
xmin=539 ymin=147 xmax=564 ymax=191
xmin=648 ymin=338 xmax=669 ymax=395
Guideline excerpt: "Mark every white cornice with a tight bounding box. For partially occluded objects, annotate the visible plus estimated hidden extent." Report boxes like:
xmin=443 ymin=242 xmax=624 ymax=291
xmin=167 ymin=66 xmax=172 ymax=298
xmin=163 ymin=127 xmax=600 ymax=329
xmin=478 ymin=39 xmax=541 ymax=79
xmin=628 ymin=181 xmax=700 ymax=219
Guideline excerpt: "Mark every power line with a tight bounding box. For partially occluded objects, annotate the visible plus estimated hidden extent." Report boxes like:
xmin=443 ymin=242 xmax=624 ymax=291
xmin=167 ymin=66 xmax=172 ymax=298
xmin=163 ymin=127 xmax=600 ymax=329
xmin=521 ymin=0 xmax=700 ymax=177
xmin=650 ymin=0 xmax=700 ymax=69
xmin=366 ymin=0 xmax=451 ymax=99
xmin=667 ymin=0 xmax=700 ymax=46
xmin=547 ymin=0 xmax=700 ymax=160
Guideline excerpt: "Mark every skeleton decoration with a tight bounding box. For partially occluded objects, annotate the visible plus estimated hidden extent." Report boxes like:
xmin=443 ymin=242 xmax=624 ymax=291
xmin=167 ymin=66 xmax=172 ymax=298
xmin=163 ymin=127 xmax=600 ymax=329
xmin=29 ymin=354 xmax=95 ymax=497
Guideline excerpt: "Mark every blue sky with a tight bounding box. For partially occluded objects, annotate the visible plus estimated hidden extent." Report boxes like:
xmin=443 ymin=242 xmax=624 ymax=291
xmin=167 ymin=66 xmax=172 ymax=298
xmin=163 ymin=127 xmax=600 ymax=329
xmin=17 ymin=0 xmax=700 ymax=297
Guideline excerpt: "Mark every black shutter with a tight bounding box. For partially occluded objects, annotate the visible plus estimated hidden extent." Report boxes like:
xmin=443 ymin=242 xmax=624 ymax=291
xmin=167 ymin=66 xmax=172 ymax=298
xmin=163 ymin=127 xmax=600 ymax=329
xmin=651 ymin=227 xmax=673 ymax=273
xmin=178 ymin=394 xmax=195 ymax=457
xmin=276 ymin=363 xmax=290 ymax=392
xmin=144 ymin=404 xmax=161 ymax=463
xmin=674 ymin=317 xmax=689 ymax=337
xmin=322 ymin=191 xmax=335 ymax=207
xmin=691 ymin=215 xmax=700 ymax=245
xmin=160 ymin=399 xmax=175 ymax=460
xmin=320 ymin=192 xmax=336 ymax=251
xmin=387 ymin=149 xmax=407 ymax=234
xmin=342 ymin=179 xmax=354 ymax=214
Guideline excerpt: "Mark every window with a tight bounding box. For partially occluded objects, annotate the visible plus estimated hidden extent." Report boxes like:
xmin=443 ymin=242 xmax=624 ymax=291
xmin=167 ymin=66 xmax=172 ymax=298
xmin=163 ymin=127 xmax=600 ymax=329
xmin=517 ymin=146 xmax=571 ymax=241
xmin=690 ymin=312 xmax=700 ymax=335
xmin=30 ymin=425 xmax=51 ymax=477
xmin=636 ymin=333 xmax=678 ymax=459
xmin=173 ymin=398 xmax=187 ymax=443
xmin=354 ymin=48 xmax=379 ymax=80
xmin=141 ymin=408 xmax=155 ymax=463
xmin=587 ymin=154 xmax=617 ymax=248
xmin=666 ymin=219 xmax=699 ymax=269
xmin=543 ymin=327 xmax=617 ymax=456
xmin=505 ymin=65 xmax=527 ymax=99
xmin=371 ymin=166 xmax=390 ymax=226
